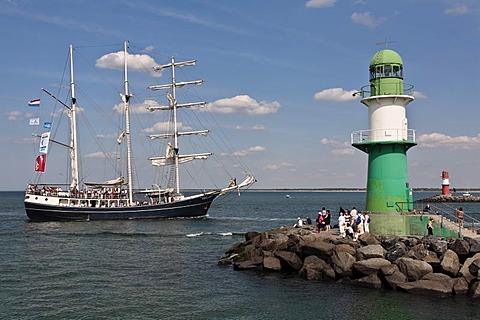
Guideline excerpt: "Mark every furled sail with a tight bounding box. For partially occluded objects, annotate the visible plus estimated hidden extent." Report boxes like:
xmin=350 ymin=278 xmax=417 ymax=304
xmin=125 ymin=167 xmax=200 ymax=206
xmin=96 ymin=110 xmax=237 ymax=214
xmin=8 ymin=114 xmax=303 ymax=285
xmin=149 ymin=142 xmax=211 ymax=166
xmin=85 ymin=176 xmax=125 ymax=187
xmin=149 ymin=130 xmax=209 ymax=140
xmin=150 ymin=153 xmax=212 ymax=166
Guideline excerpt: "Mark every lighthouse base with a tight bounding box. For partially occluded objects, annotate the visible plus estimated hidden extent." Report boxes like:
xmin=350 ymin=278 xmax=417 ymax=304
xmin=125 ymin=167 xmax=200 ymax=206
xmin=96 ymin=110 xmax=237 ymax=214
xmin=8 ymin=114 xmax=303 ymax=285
xmin=368 ymin=213 xmax=461 ymax=237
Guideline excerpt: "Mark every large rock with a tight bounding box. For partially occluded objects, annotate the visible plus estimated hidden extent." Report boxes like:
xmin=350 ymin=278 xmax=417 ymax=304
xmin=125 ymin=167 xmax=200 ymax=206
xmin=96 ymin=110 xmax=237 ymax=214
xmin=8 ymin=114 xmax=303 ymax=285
xmin=286 ymin=234 xmax=305 ymax=253
xmin=395 ymin=257 xmax=433 ymax=281
xmin=358 ymin=232 xmax=380 ymax=246
xmin=449 ymin=238 xmax=470 ymax=257
xmin=464 ymin=237 xmax=480 ymax=254
xmin=299 ymin=255 xmax=335 ymax=280
xmin=401 ymin=236 xmax=421 ymax=248
xmin=407 ymin=243 xmax=437 ymax=261
xmin=379 ymin=235 xmax=400 ymax=250
xmin=426 ymin=238 xmax=448 ymax=256
xmin=244 ymin=244 xmax=263 ymax=263
xmin=356 ymin=244 xmax=386 ymax=260
xmin=263 ymin=256 xmax=282 ymax=272
xmin=468 ymin=258 xmax=480 ymax=276
xmin=274 ymin=250 xmax=303 ymax=272
xmin=385 ymin=242 xmax=407 ymax=262
xmin=422 ymin=254 xmax=441 ymax=267
xmin=245 ymin=231 xmax=260 ymax=242
xmin=334 ymin=243 xmax=356 ymax=256
xmin=379 ymin=264 xmax=407 ymax=290
xmin=440 ymin=249 xmax=460 ymax=277
xmin=355 ymin=273 xmax=383 ymax=289
xmin=332 ymin=251 xmax=356 ymax=278
xmin=301 ymin=239 xmax=335 ymax=262
xmin=396 ymin=273 xmax=453 ymax=298
xmin=259 ymin=232 xmax=288 ymax=251
xmin=469 ymin=282 xmax=480 ymax=299
xmin=353 ymin=258 xmax=391 ymax=276
xmin=458 ymin=253 xmax=480 ymax=283
xmin=233 ymin=260 xmax=260 ymax=270
xmin=453 ymin=277 xmax=469 ymax=295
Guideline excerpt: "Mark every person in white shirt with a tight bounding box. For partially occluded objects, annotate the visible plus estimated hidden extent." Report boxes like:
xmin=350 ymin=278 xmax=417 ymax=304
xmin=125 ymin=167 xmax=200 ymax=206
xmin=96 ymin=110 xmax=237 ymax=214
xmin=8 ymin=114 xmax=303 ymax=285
xmin=338 ymin=212 xmax=346 ymax=238
xmin=293 ymin=217 xmax=303 ymax=228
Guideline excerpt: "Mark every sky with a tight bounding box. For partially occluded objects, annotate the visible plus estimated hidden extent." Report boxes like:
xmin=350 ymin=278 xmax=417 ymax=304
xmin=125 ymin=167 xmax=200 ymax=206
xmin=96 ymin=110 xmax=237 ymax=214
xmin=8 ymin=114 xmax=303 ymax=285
xmin=1 ymin=0 xmax=479 ymax=191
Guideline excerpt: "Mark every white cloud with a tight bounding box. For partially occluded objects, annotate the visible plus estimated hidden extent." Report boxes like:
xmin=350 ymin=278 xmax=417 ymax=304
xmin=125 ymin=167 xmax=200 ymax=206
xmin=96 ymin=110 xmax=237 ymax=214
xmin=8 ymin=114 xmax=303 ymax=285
xmin=314 ymin=88 xmax=358 ymax=102
xmin=253 ymin=124 xmax=266 ymax=130
xmin=331 ymin=148 xmax=355 ymax=155
xmin=305 ymin=0 xmax=336 ymax=8
xmin=205 ymin=95 xmax=280 ymax=115
xmin=144 ymin=121 xmax=191 ymax=133
xmin=417 ymin=132 xmax=480 ymax=149
xmin=263 ymin=162 xmax=293 ymax=171
xmin=264 ymin=164 xmax=280 ymax=170
xmin=320 ymin=138 xmax=355 ymax=155
xmin=143 ymin=46 xmax=155 ymax=53
xmin=96 ymin=51 xmax=161 ymax=77
xmin=444 ymin=5 xmax=469 ymax=15
xmin=351 ymin=12 xmax=384 ymax=27
xmin=7 ymin=111 xmax=23 ymax=121
xmin=114 ymin=99 xmax=161 ymax=115
xmin=233 ymin=145 xmax=266 ymax=156
xmin=320 ymin=138 xmax=335 ymax=145
xmin=412 ymin=91 xmax=427 ymax=99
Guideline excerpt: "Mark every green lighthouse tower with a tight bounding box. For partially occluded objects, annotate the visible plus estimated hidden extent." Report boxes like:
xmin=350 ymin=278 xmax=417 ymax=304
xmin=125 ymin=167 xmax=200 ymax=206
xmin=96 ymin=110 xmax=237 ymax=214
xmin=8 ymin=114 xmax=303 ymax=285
xmin=352 ymin=49 xmax=416 ymax=213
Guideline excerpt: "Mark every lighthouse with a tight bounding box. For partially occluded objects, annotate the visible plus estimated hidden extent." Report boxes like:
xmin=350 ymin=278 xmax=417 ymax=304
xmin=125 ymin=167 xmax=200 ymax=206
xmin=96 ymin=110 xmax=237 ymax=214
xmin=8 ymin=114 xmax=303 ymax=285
xmin=441 ymin=170 xmax=450 ymax=195
xmin=352 ymin=49 xmax=416 ymax=213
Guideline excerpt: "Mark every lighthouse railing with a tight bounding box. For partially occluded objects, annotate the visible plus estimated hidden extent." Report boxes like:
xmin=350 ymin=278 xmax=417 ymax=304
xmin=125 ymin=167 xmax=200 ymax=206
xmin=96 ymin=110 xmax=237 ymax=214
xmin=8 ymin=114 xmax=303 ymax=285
xmin=351 ymin=129 xmax=416 ymax=144
xmin=356 ymin=83 xmax=415 ymax=98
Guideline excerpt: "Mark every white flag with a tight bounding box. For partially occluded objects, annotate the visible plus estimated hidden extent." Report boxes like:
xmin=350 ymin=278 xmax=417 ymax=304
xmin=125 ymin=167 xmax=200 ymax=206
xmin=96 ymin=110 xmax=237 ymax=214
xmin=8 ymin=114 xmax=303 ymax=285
xmin=39 ymin=132 xmax=50 ymax=154
xmin=29 ymin=118 xmax=40 ymax=126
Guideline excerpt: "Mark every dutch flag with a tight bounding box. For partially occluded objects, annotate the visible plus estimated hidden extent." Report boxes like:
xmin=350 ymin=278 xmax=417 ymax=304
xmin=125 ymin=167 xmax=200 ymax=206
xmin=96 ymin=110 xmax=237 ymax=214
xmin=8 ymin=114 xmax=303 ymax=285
xmin=28 ymin=99 xmax=41 ymax=107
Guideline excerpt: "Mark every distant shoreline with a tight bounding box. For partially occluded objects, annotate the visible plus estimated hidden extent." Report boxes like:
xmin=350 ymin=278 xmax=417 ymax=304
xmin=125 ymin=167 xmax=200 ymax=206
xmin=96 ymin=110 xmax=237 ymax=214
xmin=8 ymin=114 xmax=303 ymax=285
xmin=2 ymin=188 xmax=480 ymax=193
xmin=245 ymin=188 xmax=480 ymax=193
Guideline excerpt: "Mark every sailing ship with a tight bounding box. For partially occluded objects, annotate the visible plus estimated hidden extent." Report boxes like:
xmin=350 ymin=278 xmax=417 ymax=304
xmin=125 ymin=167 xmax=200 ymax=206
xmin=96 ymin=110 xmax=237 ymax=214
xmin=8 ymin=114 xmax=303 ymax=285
xmin=24 ymin=42 xmax=255 ymax=221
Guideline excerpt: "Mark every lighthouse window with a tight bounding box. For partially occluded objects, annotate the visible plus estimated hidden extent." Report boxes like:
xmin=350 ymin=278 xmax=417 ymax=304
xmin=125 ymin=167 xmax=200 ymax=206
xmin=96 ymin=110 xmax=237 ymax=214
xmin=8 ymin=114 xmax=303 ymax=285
xmin=393 ymin=65 xmax=403 ymax=78
xmin=376 ymin=66 xmax=383 ymax=78
xmin=384 ymin=65 xmax=392 ymax=77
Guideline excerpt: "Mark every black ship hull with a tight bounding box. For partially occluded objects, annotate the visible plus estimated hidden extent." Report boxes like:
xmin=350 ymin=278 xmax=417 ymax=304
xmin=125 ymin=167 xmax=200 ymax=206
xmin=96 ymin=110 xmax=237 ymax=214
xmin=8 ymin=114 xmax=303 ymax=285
xmin=25 ymin=192 xmax=220 ymax=222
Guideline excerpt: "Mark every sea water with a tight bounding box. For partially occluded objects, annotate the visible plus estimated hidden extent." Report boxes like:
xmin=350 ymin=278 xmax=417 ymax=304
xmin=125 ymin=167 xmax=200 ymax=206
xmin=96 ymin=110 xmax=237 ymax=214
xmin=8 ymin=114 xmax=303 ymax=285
xmin=1 ymin=191 xmax=479 ymax=319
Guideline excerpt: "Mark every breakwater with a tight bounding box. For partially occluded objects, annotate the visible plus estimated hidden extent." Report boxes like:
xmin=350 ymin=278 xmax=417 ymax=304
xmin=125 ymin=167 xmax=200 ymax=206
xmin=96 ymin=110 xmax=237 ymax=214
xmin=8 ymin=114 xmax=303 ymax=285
xmin=417 ymin=194 xmax=480 ymax=202
xmin=219 ymin=226 xmax=480 ymax=298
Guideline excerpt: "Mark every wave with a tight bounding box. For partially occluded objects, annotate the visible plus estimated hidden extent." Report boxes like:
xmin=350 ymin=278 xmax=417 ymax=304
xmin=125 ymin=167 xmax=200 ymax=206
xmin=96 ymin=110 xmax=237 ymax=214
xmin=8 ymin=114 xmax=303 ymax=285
xmin=186 ymin=232 xmax=204 ymax=237
xmin=185 ymin=231 xmax=241 ymax=238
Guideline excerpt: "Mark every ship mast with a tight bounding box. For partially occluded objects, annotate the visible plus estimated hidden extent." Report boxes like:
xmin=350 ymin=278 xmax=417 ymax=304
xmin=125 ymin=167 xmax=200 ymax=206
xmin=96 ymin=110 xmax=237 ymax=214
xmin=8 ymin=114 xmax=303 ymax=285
xmin=69 ymin=44 xmax=80 ymax=191
xmin=147 ymin=58 xmax=207 ymax=194
xmin=123 ymin=41 xmax=134 ymax=205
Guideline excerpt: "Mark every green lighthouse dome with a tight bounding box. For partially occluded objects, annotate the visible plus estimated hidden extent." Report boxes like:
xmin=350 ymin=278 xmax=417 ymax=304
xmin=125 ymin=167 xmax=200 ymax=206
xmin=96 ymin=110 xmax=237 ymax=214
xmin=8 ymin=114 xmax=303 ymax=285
xmin=369 ymin=49 xmax=403 ymax=67
xmin=368 ymin=49 xmax=404 ymax=95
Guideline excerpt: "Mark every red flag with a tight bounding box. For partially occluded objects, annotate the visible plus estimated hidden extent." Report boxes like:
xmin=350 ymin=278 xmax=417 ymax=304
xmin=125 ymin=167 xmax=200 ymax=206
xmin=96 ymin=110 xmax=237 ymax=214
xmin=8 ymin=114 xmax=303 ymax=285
xmin=35 ymin=154 xmax=46 ymax=172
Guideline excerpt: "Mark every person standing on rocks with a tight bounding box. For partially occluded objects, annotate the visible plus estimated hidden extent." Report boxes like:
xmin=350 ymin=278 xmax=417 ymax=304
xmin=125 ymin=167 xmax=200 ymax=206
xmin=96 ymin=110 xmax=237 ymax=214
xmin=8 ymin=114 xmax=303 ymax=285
xmin=427 ymin=217 xmax=434 ymax=236
xmin=324 ymin=210 xmax=331 ymax=231
xmin=363 ymin=213 xmax=370 ymax=233
xmin=344 ymin=208 xmax=351 ymax=227
xmin=316 ymin=212 xmax=323 ymax=233
xmin=338 ymin=212 xmax=346 ymax=238
xmin=456 ymin=207 xmax=464 ymax=227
